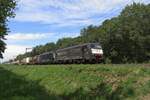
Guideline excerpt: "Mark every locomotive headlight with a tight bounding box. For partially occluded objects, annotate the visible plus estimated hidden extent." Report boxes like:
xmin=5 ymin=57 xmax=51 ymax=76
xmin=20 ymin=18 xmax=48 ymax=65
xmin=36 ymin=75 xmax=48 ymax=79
xmin=91 ymin=49 xmax=103 ymax=54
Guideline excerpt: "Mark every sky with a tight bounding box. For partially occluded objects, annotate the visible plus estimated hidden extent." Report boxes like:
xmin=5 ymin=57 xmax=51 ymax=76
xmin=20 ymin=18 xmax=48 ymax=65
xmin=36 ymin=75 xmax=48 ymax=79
xmin=1 ymin=0 xmax=150 ymax=62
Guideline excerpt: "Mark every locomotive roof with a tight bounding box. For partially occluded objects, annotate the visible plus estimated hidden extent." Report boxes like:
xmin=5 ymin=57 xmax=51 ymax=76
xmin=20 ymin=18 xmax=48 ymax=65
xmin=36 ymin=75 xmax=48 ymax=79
xmin=56 ymin=43 xmax=100 ymax=52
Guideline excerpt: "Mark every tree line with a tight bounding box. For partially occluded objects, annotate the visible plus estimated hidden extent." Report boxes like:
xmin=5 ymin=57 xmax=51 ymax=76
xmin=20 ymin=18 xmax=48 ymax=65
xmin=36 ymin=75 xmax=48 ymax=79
xmin=16 ymin=3 xmax=150 ymax=63
xmin=0 ymin=0 xmax=16 ymax=58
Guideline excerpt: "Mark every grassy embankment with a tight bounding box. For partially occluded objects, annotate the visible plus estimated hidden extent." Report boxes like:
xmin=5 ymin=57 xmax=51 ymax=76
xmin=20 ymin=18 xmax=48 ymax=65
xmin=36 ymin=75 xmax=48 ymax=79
xmin=0 ymin=64 xmax=150 ymax=100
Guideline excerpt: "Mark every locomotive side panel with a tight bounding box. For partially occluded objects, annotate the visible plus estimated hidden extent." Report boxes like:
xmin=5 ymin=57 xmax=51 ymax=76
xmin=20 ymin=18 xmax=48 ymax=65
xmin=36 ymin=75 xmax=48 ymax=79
xmin=68 ymin=46 xmax=83 ymax=60
xmin=56 ymin=46 xmax=84 ymax=62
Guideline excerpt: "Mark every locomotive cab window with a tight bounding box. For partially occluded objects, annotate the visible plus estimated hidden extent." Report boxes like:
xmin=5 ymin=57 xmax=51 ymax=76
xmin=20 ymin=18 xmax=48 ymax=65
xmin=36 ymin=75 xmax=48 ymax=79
xmin=90 ymin=44 xmax=101 ymax=49
xmin=90 ymin=43 xmax=103 ymax=55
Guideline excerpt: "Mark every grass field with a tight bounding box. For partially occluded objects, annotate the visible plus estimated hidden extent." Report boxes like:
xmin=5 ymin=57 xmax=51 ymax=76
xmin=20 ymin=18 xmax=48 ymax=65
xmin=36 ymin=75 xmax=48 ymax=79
xmin=0 ymin=64 xmax=150 ymax=100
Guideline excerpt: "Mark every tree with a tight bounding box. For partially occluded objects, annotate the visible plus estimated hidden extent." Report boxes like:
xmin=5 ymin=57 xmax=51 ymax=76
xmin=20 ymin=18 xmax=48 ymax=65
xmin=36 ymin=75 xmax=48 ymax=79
xmin=56 ymin=38 xmax=74 ymax=49
xmin=118 ymin=3 xmax=150 ymax=62
xmin=0 ymin=0 xmax=16 ymax=58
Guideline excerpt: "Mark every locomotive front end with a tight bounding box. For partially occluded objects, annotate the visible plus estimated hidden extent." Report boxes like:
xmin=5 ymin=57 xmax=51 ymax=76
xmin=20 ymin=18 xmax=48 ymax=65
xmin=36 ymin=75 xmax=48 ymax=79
xmin=90 ymin=43 xmax=103 ymax=62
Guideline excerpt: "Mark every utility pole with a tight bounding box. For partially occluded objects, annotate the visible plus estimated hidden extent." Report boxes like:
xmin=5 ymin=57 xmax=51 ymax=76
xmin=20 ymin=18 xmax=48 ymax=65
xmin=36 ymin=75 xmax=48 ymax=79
xmin=25 ymin=48 xmax=33 ymax=53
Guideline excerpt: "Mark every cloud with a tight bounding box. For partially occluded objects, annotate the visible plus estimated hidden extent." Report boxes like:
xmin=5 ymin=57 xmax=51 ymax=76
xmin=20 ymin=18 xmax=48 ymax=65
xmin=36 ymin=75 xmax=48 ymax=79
xmin=6 ymin=32 xmax=79 ymax=41
xmin=6 ymin=33 xmax=50 ymax=40
xmin=13 ymin=0 xmax=150 ymax=27
xmin=2 ymin=45 xmax=32 ymax=62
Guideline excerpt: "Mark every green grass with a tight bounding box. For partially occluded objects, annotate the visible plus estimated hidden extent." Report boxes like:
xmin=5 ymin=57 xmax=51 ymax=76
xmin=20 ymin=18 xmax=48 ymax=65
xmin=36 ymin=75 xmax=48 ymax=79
xmin=0 ymin=64 xmax=150 ymax=100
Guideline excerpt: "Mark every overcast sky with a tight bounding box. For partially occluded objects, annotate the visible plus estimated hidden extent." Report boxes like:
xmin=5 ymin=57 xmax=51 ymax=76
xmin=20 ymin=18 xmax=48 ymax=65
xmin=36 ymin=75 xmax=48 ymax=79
xmin=1 ymin=0 xmax=150 ymax=62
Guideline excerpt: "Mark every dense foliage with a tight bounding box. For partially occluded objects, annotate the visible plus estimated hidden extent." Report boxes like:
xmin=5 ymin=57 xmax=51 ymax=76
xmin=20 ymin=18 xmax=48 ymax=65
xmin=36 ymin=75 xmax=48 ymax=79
xmin=1 ymin=64 xmax=150 ymax=100
xmin=16 ymin=3 xmax=150 ymax=63
xmin=0 ymin=0 xmax=16 ymax=58
xmin=99 ymin=3 xmax=150 ymax=63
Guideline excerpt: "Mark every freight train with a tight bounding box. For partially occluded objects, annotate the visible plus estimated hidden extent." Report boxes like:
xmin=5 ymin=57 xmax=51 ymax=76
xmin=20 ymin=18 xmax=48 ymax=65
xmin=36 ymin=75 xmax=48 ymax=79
xmin=12 ymin=43 xmax=103 ymax=64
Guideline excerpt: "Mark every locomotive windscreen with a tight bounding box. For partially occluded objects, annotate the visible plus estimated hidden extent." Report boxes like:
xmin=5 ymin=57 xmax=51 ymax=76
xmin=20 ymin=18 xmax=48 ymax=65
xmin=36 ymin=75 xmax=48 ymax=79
xmin=90 ymin=44 xmax=102 ymax=49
